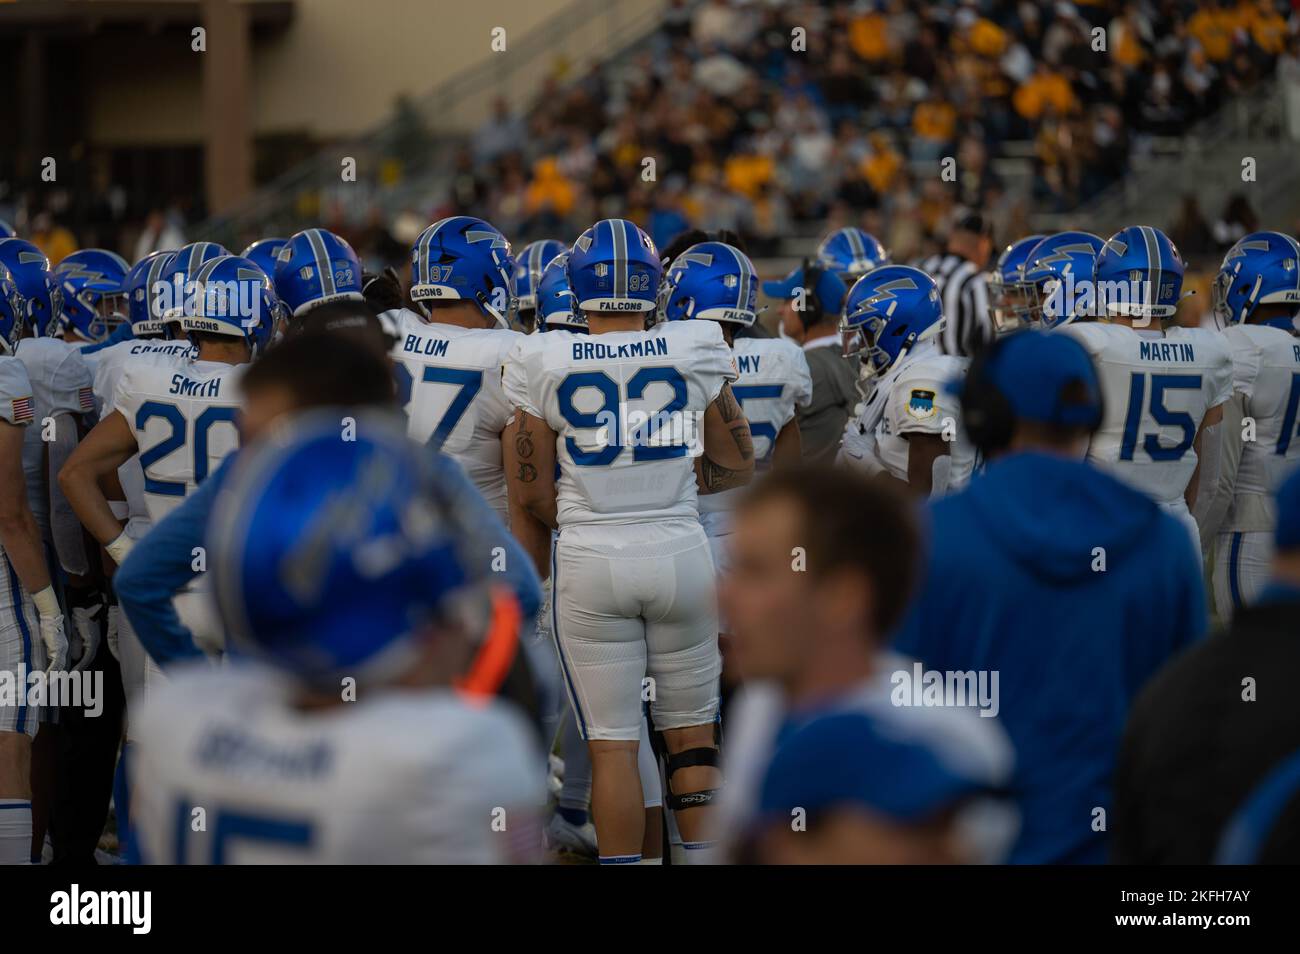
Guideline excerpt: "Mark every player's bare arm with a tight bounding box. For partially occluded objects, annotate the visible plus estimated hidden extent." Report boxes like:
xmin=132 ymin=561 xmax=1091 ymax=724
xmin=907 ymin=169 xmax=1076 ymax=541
xmin=1186 ymin=402 xmax=1225 ymax=511
xmin=507 ymin=409 xmax=559 ymax=532
xmin=502 ymin=416 xmax=553 ymax=575
xmin=0 ymin=420 xmax=53 ymax=595
xmin=57 ymin=409 xmax=138 ymax=555
xmin=771 ymin=418 xmax=803 ymax=469
xmin=905 ymin=432 xmax=950 ymax=497
xmin=697 ymin=381 xmax=755 ymax=494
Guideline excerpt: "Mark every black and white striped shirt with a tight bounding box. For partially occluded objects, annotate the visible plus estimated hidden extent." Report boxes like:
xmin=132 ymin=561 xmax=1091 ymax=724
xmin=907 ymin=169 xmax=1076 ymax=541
xmin=914 ymin=252 xmax=992 ymax=357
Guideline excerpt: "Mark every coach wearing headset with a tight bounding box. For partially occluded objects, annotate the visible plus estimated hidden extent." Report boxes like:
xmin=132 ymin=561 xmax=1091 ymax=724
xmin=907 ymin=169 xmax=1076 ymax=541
xmin=893 ymin=329 xmax=1207 ymax=865
xmin=763 ymin=261 xmax=854 ymax=466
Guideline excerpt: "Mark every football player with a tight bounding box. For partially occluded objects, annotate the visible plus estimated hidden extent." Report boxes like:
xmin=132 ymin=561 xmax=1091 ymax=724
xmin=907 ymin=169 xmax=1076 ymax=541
xmin=0 ymin=263 xmax=67 ymax=864
xmin=986 ymin=234 xmax=1045 ymax=336
xmin=1198 ymin=232 xmax=1300 ymax=613
xmin=240 ymin=237 xmax=288 ymax=282
xmin=129 ymin=411 xmax=545 ymax=864
xmin=385 ymin=216 xmax=520 ymax=523
xmin=512 ymin=239 xmax=566 ymax=333
xmin=59 ymin=255 xmax=275 ymax=664
xmin=661 ymin=240 xmax=810 ymax=568
xmin=837 ymin=265 xmax=975 ymax=495
xmin=1058 ymin=226 xmax=1233 ymax=549
xmin=503 ymin=218 xmax=754 ymax=864
xmin=272 ymin=228 xmax=366 ymax=324
xmin=533 ymin=251 xmax=589 ymax=334
xmin=815 ymin=226 xmax=890 ymax=284
xmin=1018 ymin=231 xmax=1106 ymax=330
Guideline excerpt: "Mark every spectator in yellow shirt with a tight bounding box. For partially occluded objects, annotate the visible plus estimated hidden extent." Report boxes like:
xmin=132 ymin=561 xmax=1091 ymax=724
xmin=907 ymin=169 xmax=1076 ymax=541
xmin=1188 ymin=2 xmax=1239 ymax=63
xmin=1013 ymin=66 xmax=1079 ymax=122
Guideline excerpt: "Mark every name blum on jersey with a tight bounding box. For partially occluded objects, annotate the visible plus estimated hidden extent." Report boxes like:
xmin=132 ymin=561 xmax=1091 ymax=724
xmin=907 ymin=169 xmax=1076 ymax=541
xmin=49 ymin=884 xmax=151 ymax=935
xmin=1 ymin=665 xmax=105 ymax=716
xmin=403 ymin=334 xmax=450 ymax=358
xmin=170 ymin=374 xmax=224 ymax=398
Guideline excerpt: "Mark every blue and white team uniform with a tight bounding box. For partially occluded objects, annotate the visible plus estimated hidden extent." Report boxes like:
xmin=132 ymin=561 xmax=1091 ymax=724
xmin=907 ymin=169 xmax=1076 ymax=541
xmin=389 ymin=312 xmax=521 ymax=521
xmin=131 ymin=664 xmax=544 ymax=863
xmin=0 ymin=356 xmax=46 ymax=736
xmin=836 ymin=266 xmax=975 ymax=492
xmin=658 ymin=241 xmax=812 ymax=572
xmin=1203 ymin=232 xmax=1300 ymax=613
xmin=504 ymin=318 xmax=735 ymax=741
xmin=389 ymin=216 xmax=521 ymax=521
xmin=1061 ymin=227 xmax=1234 ymax=548
xmin=130 ymin=413 xmax=545 ymax=864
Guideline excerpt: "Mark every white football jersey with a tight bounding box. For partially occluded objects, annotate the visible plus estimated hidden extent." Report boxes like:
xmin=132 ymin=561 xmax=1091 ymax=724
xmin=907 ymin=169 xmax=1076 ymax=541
xmin=1222 ymin=323 xmax=1300 ymax=511
xmin=842 ymin=346 xmax=973 ymax=491
xmin=1062 ymin=322 xmax=1234 ymax=507
xmin=130 ymin=664 xmax=546 ymax=864
xmin=14 ymin=337 xmax=94 ymax=533
xmin=89 ymin=339 xmax=198 ymax=528
xmin=698 ymin=335 xmax=812 ymax=515
xmin=389 ymin=309 xmax=520 ymax=520
xmin=504 ymin=320 xmax=737 ymax=530
xmin=114 ymin=353 xmax=245 ymax=522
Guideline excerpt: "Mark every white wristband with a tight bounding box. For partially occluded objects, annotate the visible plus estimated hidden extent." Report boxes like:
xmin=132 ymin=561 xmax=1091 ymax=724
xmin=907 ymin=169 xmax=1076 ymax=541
xmin=32 ymin=585 xmax=61 ymax=620
xmin=106 ymin=531 xmax=134 ymax=566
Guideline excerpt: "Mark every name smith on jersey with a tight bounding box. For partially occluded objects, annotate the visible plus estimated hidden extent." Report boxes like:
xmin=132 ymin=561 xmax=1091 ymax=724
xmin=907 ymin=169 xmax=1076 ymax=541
xmin=170 ymin=374 xmax=224 ymax=398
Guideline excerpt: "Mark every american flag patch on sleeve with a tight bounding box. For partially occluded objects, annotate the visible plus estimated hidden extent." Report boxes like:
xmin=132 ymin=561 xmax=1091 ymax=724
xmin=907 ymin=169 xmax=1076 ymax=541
xmin=78 ymin=386 xmax=94 ymax=412
xmin=11 ymin=395 xmax=34 ymax=424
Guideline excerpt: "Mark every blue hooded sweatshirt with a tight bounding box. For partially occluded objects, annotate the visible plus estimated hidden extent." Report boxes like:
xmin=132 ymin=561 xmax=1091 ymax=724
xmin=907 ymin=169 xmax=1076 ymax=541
xmin=894 ymin=451 xmax=1206 ymax=864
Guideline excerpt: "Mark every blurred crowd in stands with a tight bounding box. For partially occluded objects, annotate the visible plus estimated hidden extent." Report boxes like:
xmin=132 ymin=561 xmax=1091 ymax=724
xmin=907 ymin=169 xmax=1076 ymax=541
xmin=3 ymin=0 xmax=1299 ymax=273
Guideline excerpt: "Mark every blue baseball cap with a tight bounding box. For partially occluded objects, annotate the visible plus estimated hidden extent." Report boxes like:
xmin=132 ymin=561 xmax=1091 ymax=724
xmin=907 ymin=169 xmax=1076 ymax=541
xmin=1276 ymin=468 xmax=1300 ymax=551
xmin=761 ymin=264 xmax=848 ymax=316
xmin=757 ymin=711 xmax=1006 ymax=825
xmin=954 ymin=328 xmax=1102 ymax=428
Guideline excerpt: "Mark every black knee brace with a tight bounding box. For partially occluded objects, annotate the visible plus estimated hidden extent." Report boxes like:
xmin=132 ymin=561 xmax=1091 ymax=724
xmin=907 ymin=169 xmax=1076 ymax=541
xmin=665 ymin=747 xmax=721 ymax=811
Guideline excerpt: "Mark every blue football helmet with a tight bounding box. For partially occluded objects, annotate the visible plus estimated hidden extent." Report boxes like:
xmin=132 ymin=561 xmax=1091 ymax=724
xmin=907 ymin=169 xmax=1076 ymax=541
xmin=208 ymin=410 xmax=474 ymax=687
xmin=567 ymin=218 xmax=662 ymax=315
xmin=987 ymin=234 xmax=1045 ymax=335
xmin=536 ymin=252 xmax=587 ymax=332
xmin=1212 ymin=231 xmax=1300 ymax=330
xmin=0 ymin=238 xmax=63 ymax=338
xmin=409 ymin=216 xmax=514 ymax=327
xmin=121 ymin=251 xmax=175 ymax=337
xmin=241 ymin=237 xmax=289 ymax=281
xmin=275 ymin=228 xmax=364 ymax=317
xmin=55 ymin=248 xmax=130 ymax=342
xmin=815 ymin=227 xmax=889 ymax=281
xmin=512 ymin=239 xmax=566 ymax=313
xmin=180 ymin=254 xmax=278 ymax=355
xmin=660 ymin=241 xmax=759 ymax=326
xmin=1093 ymin=226 xmax=1186 ymax=323
xmin=156 ymin=242 xmax=230 ymax=324
xmin=1021 ymin=231 xmax=1106 ymax=329
xmin=840 ymin=265 xmax=943 ymax=382
xmin=0 ymin=265 xmax=24 ymax=355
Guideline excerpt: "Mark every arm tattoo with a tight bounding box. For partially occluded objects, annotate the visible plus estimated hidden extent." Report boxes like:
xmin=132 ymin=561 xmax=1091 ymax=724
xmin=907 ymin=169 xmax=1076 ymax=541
xmin=729 ymin=419 xmax=754 ymax=462
xmin=699 ymin=455 xmax=749 ymax=493
xmin=716 ymin=382 xmax=742 ymax=423
xmin=513 ymin=413 xmax=539 ymax=483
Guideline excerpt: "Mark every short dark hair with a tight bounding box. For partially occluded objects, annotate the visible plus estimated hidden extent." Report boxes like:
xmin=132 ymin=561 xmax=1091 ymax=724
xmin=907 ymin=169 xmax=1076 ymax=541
xmin=241 ymin=332 xmax=395 ymax=409
xmin=737 ymin=466 xmax=921 ymax=637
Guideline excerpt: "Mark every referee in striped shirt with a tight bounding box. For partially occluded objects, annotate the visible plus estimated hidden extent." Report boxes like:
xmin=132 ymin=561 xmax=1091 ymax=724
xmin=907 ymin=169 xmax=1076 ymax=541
xmin=915 ymin=212 xmax=995 ymax=357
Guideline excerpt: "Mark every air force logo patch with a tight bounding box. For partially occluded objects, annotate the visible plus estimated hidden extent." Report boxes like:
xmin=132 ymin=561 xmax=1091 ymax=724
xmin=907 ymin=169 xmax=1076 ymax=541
xmin=907 ymin=388 xmax=937 ymax=420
